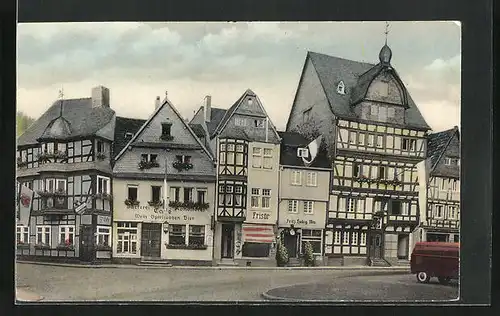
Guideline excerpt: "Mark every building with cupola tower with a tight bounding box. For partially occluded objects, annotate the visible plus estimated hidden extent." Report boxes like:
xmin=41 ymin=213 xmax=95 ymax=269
xmin=16 ymin=86 xmax=116 ymax=263
xmin=285 ymin=31 xmax=431 ymax=266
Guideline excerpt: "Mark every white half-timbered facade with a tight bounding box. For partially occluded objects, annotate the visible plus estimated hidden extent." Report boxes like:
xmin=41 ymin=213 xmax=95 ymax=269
xmin=285 ymin=44 xmax=431 ymax=266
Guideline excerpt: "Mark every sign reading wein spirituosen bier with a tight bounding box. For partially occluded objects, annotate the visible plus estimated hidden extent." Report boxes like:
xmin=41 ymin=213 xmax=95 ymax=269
xmin=119 ymin=205 xmax=210 ymax=224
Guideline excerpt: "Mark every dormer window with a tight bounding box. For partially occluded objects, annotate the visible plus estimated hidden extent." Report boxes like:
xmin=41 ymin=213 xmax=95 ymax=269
xmin=160 ymin=123 xmax=174 ymax=141
xmin=124 ymin=132 xmax=133 ymax=139
xmin=248 ymin=98 xmax=254 ymax=105
xmin=254 ymin=119 xmax=265 ymax=128
xmin=445 ymin=157 xmax=460 ymax=166
xmin=337 ymin=81 xmax=346 ymax=95
xmin=303 ymin=108 xmax=311 ymax=123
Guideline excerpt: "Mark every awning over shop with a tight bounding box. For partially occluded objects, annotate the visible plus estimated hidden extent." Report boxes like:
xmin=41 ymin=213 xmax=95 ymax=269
xmin=242 ymin=224 xmax=274 ymax=243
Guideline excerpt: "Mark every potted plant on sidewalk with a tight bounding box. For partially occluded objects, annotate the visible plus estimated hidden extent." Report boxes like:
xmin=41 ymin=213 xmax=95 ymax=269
xmin=303 ymin=241 xmax=315 ymax=267
xmin=276 ymin=239 xmax=289 ymax=267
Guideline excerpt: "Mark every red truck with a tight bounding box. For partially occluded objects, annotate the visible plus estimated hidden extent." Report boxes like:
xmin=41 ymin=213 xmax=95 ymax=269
xmin=410 ymin=242 xmax=459 ymax=285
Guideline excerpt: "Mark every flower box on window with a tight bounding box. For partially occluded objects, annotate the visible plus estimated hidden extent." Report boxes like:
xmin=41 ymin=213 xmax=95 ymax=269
xmin=148 ymin=200 xmax=163 ymax=208
xmin=168 ymin=201 xmax=209 ymax=211
xmin=138 ymin=160 xmax=160 ymax=170
xmin=95 ymin=244 xmax=112 ymax=251
xmin=165 ymin=243 xmax=208 ymax=250
xmin=96 ymin=152 xmax=106 ymax=161
xmin=94 ymin=193 xmax=113 ymax=201
xmin=17 ymin=242 xmax=31 ymax=249
xmin=172 ymin=161 xmax=194 ymax=171
xmin=159 ymin=135 xmax=174 ymax=141
xmin=124 ymin=199 xmax=140 ymax=206
xmin=36 ymin=189 xmax=67 ymax=198
xmin=34 ymin=243 xmax=50 ymax=250
xmin=17 ymin=157 xmax=28 ymax=168
xmin=56 ymin=243 xmax=75 ymax=251
xmin=37 ymin=150 xmax=68 ymax=163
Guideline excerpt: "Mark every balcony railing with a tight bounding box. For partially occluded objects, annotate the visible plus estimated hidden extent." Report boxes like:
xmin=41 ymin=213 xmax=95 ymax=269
xmin=37 ymin=191 xmax=68 ymax=210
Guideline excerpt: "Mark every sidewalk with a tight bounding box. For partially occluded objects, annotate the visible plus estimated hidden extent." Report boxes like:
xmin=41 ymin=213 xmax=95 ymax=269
xmin=17 ymin=260 xmax=410 ymax=271
xmin=16 ymin=288 xmax=43 ymax=302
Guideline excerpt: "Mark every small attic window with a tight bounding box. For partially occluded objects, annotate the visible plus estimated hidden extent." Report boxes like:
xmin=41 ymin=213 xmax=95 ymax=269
xmin=248 ymin=98 xmax=253 ymax=105
xmin=124 ymin=132 xmax=133 ymax=139
xmin=161 ymin=123 xmax=172 ymax=136
xmin=337 ymin=81 xmax=346 ymax=95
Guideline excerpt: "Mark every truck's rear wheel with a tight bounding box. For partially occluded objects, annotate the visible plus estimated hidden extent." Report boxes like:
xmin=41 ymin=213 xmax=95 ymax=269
xmin=438 ymin=277 xmax=451 ymax=285
xmin=416 ymin=272 xmax=430 ymax=283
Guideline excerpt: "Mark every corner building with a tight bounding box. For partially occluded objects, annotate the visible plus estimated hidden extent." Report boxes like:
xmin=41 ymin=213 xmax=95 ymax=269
xmin=190 ymin=89 xmax=281 ymax=266
xmin=285 ymin=45 xmax=431 ymax=266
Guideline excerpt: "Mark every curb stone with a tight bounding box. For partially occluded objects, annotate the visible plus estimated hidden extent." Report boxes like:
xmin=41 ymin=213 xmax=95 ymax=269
xmin=16 ymin=260 xmax=410 ymax=271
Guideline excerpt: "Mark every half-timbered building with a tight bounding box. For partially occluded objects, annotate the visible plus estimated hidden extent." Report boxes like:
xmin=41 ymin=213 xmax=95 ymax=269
xmin=16 ymin=86 xmax=115 ymax=263
xmin=414 ymin=127 xmax=460 ymax=245
xmin=277 ymin=131 xmax=331 ymax=266
xmin=285 ymin=45 xmax=431 ymax=266
xmin=190 ymin=90 xmax=281 ymax=266
xmin=112 ymin=93 xmax=216 ymax=265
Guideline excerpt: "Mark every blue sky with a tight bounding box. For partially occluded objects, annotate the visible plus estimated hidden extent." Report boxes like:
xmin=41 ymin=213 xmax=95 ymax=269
xmin=17 ymin=21 xmax=461 ymax=132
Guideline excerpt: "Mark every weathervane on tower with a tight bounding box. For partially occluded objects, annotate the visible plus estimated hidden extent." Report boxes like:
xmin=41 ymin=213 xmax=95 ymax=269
xmin=384 ymin=21 xmax=390 ymax=45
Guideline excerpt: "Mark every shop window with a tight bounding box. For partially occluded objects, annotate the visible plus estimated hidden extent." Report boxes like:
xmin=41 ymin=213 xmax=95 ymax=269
xmin=169 ymin=225 xmax=186 ymax=245
xmin=117 ymin=222 xmax=138 ymax=254
xmin=188 ymin=225 xmax=205 ymax=246
xmin=242 ymin=242 xmax=270 ymax=257
xmin=97 ymin=226 xmax=110 ymax=247
xmin=301 ymin=229 xmax=322 ymax=254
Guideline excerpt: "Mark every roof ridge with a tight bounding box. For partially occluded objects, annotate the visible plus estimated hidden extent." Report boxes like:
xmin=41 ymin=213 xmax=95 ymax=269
xmin=308 ymin=50 xmax=376 ymax=67
xmin=429 ymin=128 xmax=458 ymax=172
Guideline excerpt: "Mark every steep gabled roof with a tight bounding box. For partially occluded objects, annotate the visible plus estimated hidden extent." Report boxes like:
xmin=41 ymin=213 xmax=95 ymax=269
xmin=112 ymin=116 xmax=146 ymax=160
xmin=306 ymin=51 xmax=430 ymax=130
xmin=189 ymin=106 xmax=227 ymax=137
xmin=278 ymin=131 xmax=330 ymax=169
xmin=427 ymin=126 xmax=460 ymax=177
xmin=212 ymin=91 xmax=249 ymax=136
xmin=17 ymin=98 xmax=115 ymax=147
xmin=189 ymin=123 xmax=206 ymax=138
xmin=114 ymin=97 xmax=214 ymax=163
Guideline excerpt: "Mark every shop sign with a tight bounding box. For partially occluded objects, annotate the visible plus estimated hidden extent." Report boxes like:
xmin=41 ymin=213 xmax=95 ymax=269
xmin=120 ymin=205 xmax=208 ymax=223
xmin=97 ymin=215 xmax=111 ymax=226
xmin=285 ymin=218 xmax=317 ymax=226
xmin=247 ymin=211 xmax=275 ymax=224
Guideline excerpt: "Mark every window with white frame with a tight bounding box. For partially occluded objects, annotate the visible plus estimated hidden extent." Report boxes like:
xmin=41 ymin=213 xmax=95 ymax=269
xmin=219 ymin=151 xmax=226 ymax=164
xmin=434 ymin=205 xmax=445 ymax=219
xmin=254 ymin=119 xmax=265 ymax=128
xmin=197 ymin=189 xmax=207 ymax=204
xmin=97 ymin=176 xmax=110 ymax=195
xmin=448 ymin=206 xmax=458 ymax=220
xmin=348 ymin=131 xmax=356 ymax=144
xmin=303 ymin=201 xmax=314 ymax=214
xmin=234 ymin=186 xmax=243 ymax=206
xmin=445 ymin=157 xmax=460 ymax=166
xmin=97 ymin=226 xmax=111 ymax=246
xmin=169 ymin=224 xmax=186 ymax=245
xmin=367 ymin=134 xmax=375 ymax=147
xmin=387 ymin=107 xmax=396 ymax=118
xmin=360 ymin=232 xmax=367 ymax=246
xmin=16 ymin=225 xmax=29 ymax=244
xmin=235 ymin=149 xmax=244 ymax=165
xmin=378 ymin=106 xmax=387 ymax=121
xmin=351 ymin=231 xmax=359 ymax=245
xmin=440 ymin=178 xmax=448 ymax=191
xmin=376 ymin=135 xmax=384 ymax=148
xmin=188 ymin=225 xmax=205 ymax=246
xmin=36 ymin=226 xmax=51 ymax=245
xmin=358 ymin=133 xmax=365 ymax=145
xmin=306 ymin=172 xmax=317 ymax=186
xmin=227 ymin=144 xmax=235 ymax=152
xmin=347 ymin=198 xmax=356 ymax=212
xmin=291 ymin=170 xmax=302 ymax=185
xmin=450 ymin=179 xmax=459 ymax=191
xmin=337 ymin=81 xmax=346 ymax=95
xmin=59 ymin=225 xmax=75 ymax=245
xmin=263 ymin=148 xmax=273 ymax=169
xmin=288 ymin=200 xmax=299 ymax=213
xmin=45 ymin=178 xmax=66 ymax=193
xmin=235 ymin=117 xmax=247 ymax=126
xmin=342 ymin=231 xmax=350 ymax=245
xmin=261 ymin=189 xmax=271 ymax=208
xmin=116 ymin=222 xmax=138 ymax=254
xmin=402 ymin=138 xmax=417 ymax=151
xmin=301 ymin=229 xmax=322 ymax=254
xmin=251 ymin=188 xmax=260 ymax=208
xmin=353 ymin=163 xmax=362 ymax=177
xmin=334 ymin=231 xmax=341 ymax=244
xmin=225 ymin=185 xmax=233 ymax=206
xmin=370 ymin=105 xmax=378 ymax=117
xmin=401 ymin=201 xmax=410 ymax=216
xmin=227 ymin=151 xmax=235 ymax=164
xmin=252 ymin=147 xmax=262 ymax=168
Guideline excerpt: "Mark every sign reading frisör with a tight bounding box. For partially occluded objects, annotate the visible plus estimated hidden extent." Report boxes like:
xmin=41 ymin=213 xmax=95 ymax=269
xmin=117 ymin=205 xmax=211 ymax=224
xmin=246 ymin=210 xmax=276 ymax=224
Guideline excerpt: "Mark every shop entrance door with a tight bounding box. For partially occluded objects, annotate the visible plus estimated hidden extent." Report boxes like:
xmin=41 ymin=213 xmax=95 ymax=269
xmin=284 ymin=233 xmax=298 ymax=258
xmin=221 ymin=224 xmax=234 ymax=258
xmin=141 ymin=223 xmax=162 ymax=258
xmin=369 ymin=233 xmax=382 ymax=259
xmin=79 ymin=225 xmax=95 ymax=262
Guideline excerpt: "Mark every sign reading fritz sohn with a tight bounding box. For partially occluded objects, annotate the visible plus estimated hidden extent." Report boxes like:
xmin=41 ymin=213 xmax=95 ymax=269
xmin=116 ymin=205 xmax=211 ymax=224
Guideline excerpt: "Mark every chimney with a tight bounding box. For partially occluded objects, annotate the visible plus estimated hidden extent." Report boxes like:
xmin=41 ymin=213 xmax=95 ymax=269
xmin=91 ymin=86 xmax=110 ymax=108
xmin=204 ymin=95 xmax=212 ymax=123
xmin=155 ymin=96 xmax=161 ymax=109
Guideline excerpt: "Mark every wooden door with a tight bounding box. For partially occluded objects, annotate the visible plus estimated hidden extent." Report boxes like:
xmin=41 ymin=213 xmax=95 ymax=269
xmin=221 ymin=224 xmax=234 ymax=258
xmin=370 ymin=233 xmax=382 ymax=259
xmin=79 ymin=225 xmax=95 ymax=262
xmin=141 ymin=223 xmax=162 ymax=258
xmin=284 ymin=234 xmax=298 ymax=258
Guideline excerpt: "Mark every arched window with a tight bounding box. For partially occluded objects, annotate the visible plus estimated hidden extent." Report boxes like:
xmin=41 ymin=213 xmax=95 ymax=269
xmin=337 ymin=81 xmax=346 ymax=95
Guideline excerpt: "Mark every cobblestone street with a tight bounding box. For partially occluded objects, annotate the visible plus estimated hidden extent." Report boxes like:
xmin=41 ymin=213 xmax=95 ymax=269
xmin=15 ymin=263 xmax=456 ymax=302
